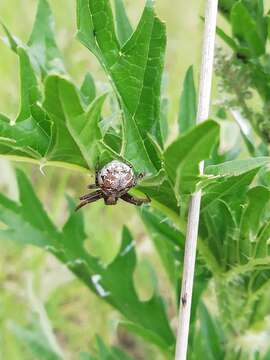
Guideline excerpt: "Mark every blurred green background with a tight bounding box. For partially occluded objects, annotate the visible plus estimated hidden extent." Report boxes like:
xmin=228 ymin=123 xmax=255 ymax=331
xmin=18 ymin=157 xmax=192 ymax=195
xmin=0 ymin=1 xmax=213 ymax=359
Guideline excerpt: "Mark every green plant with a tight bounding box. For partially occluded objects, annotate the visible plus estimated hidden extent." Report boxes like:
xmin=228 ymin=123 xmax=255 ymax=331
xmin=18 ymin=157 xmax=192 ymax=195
xmin=1 ymin=0 xmax=270 ymax=359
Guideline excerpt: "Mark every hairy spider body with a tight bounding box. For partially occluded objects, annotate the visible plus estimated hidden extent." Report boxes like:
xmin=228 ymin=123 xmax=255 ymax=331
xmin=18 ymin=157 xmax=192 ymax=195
xmin=76 ymin=160 xmax=150 ymax=210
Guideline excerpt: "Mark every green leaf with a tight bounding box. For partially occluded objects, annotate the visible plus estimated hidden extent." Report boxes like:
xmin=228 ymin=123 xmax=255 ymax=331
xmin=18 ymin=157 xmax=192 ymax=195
xmin=239 ymin=187 xmax=270 ymax=263
xmin=51 ymin=76 xmax=107 ymax=169
xmin=113 ymin=0 xmax=133 ymax=45
xmin=231 ymin=1 xmax=265 ymax=57
xmin=197 ymin=303 xmax=224 ymax=360
xmin=216 ymin=25 xmax=239 ymax=52
xmin=0 ymin=1 xmax=104 ymax=172
xmin=1 ymin=21 xmax=21 ymax=52
xmin=43 ymin=75 xmax=90 ymax=168
xmin=205 ymin=157 xmax=270 ymax=177
xmin=77 ymin=0 xmax=166 ymax=173
xmin=80 ymin=72 xmax=96 ymax=107
xmin=27 ymin=0 xmax=65 ymax=75
xmin=202 ymin=199 xmax=238 ymax=268
xmin=0 ymin=47 xmax=51 ymax=160
xmin=164 ymin=120 xmax=219 ymax=197
xmin=178 ymin=66 xmax=197 ymax=134
xmin=0 ymin=171 xmax=175 ymax=353
xmin=0 ymin=169 xmax=60 ymax=248
xmin=138 ymin=175 xmax=179 ymax=215
xmin=202 ymin=168 xmax=260 ymax=212
xmin=255 ymin=220 xmax=270 ymax=259
xmin=140 ymin=206 xmax=184 ymax=290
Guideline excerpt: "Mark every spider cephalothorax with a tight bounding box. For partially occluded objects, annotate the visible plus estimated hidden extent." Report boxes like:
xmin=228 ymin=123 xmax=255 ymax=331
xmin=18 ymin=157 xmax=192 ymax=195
xmin=76 ymin=160 xmax=151 ymax=210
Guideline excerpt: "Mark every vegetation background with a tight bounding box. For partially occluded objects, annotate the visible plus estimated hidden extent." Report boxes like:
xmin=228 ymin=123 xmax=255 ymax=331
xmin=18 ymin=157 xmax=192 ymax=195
xmin=0 ymin=1 xmax=203 ymax=359
xmin=2 ymin=0 xmax=270 ymax=359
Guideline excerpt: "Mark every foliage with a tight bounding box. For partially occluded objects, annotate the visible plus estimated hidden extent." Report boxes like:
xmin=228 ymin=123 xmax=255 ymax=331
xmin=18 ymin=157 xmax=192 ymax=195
xmin=1 ymin=0 xmax=270 ymax=359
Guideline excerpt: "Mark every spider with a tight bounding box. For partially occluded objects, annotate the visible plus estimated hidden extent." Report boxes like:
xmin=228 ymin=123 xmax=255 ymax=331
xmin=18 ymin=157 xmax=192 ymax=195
xmin=76 ymin=160 xmax=151 ymax=211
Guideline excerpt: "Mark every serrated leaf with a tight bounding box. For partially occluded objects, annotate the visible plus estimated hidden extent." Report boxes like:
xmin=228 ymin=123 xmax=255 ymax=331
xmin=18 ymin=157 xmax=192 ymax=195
xmin=178 ymin=66 xmax=197 ymax=134
xmin=164 ymin=120 xmax=219 ymax=197
xmin=0 ymin=1 xmax=104 ymax=172
xmin=77 ymin=0 xmax=166 ymax=173
xmin=0 ymin=171 xmax=175 ymax=352
xmin=27 ymin=0 xmax=65 ymax=75
xmin=0 ymin=47 xmax=51 ymax=159
xmin=0 ymin=169 xmax=60 ymax=248
xmin=114 ymin=0 xmax=133 ymax=45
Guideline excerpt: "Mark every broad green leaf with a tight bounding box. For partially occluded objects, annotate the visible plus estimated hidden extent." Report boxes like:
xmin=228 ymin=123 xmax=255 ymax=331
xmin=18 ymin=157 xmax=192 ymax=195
xmin=0 ymin=1 xmax=105 ymax=172
xmin=27 ymin=0 xmax=65 ymax=75
xmin=140 ymin=206 xmax=184 ymax=290
xmin=202 ymin=168 xmax=260 ymax=211
xmin=114 ymin=0 xmax=133 ymax=45
xmin=76 ymin=0 xmax=166 ymax=173
xmin=178 ymin=66 xmax=197 ymax=134
xmin=80 ymin=73 xmax=96 ymax=107
xmin=138 ymin=177 xmax=179 ymax=215
xmin=76 ymin=0 xmax=120 ymax=66
xmin=205 ymin=157 xmax=270 ymax=177
xmin=0 ymin=171 xmax=175 ymax=352
xmin=239 ymin=187 xmax=270 ymax=263
xmin=95 ymin=226 xmax=175 ymax=351
xmin=231 ymin=1 xmax=265 ymax=57
xmin=52 ymin=77 xmax=107 ymax=169
xmin=164 ymin=120 xmax=219 ymax=196
xmin=43 ymin=75 xmax=89 ymax=168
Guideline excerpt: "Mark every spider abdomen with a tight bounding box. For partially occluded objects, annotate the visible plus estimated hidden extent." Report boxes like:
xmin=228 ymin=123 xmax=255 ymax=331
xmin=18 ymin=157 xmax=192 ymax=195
xmin=97 ymin=160 xmax=135 ymax=196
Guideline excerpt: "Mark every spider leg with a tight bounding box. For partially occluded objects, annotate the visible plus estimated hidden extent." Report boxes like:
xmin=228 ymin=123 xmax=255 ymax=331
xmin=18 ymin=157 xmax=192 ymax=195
xmin=80 ymin=190 xmax=100 ymax=200
xmin=120 ymin=192 xmax=151 ymax=206
xmin=75 ymin=190 xmax=103 ymax=211
xmin=87 ymin=183 xmax=99 ymax=190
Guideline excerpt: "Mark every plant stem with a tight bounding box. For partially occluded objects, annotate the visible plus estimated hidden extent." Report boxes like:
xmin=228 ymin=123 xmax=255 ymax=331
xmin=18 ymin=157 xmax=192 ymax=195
xmin=174 ymin=1 xmax=218 ymax=359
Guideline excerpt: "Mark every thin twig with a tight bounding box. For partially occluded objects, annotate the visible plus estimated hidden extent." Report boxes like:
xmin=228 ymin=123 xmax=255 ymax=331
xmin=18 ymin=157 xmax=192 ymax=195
xmin=174 ymin=1 xmax=218 ymax=359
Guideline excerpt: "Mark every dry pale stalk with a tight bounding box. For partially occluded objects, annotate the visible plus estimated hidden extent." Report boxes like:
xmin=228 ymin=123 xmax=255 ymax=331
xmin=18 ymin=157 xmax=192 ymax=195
xmin=174 ymin=1 xmax=218 ymax=359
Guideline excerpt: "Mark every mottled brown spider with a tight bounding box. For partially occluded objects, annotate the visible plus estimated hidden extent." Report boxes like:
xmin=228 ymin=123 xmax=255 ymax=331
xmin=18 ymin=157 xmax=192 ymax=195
xmin=76 ymin=160 xmax=151 ymax=211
